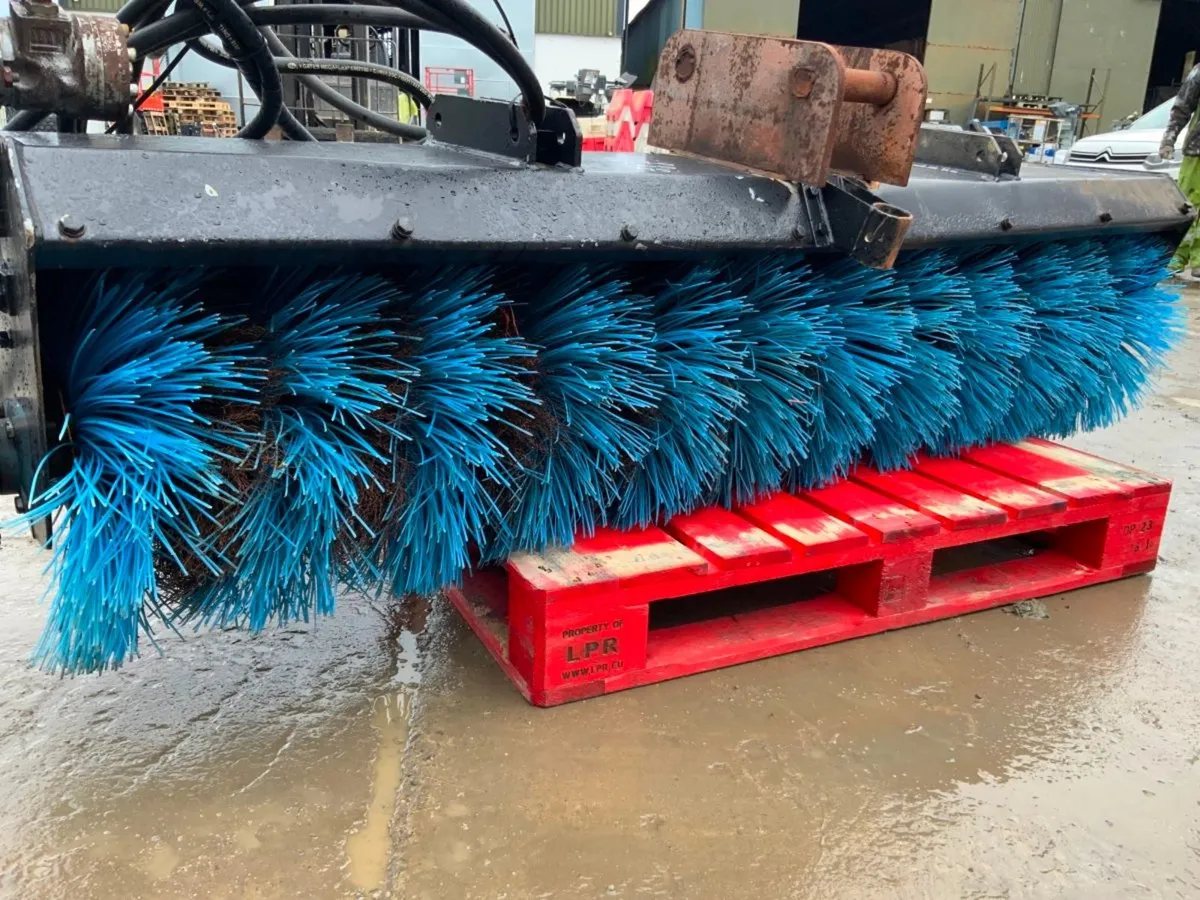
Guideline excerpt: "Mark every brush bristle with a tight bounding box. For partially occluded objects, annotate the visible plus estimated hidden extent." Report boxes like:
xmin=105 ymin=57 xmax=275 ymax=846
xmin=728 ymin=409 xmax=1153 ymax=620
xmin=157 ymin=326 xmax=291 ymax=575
xmin=612 ymin=266 xmax=747 ymax=529
xmin=16 ymin=271 xmax=256 ymax=672
xmin=930 ymin=248 xmax=1031 ymax=452
xmin=11 ymin=235 xmax=1183 ymax=671
xmin=715 ymin=259 xmax=821 ymax=506
xmin=374 ymin=269 xmax=536 ymax=596
xmin=868 ymin=250 xmax=966 ymax=471
xmin=488 ymin=267 xmax=659 ymax=557
xmin=791 ymin=258 xmax=912 ymax=487
xmin=178 ymin=274 xmax=407 ymax=631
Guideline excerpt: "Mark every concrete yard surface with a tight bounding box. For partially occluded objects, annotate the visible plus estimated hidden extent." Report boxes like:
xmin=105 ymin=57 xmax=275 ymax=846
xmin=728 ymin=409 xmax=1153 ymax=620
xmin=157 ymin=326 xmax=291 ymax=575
xmin=1 ymin=291 xmax=1199 ymax=899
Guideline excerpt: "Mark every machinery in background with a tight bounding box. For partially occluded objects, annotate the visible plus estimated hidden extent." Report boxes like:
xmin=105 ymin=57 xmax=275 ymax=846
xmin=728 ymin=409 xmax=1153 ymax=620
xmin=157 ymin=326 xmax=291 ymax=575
xmin=547 ymin=68 xmax=636 ymax=118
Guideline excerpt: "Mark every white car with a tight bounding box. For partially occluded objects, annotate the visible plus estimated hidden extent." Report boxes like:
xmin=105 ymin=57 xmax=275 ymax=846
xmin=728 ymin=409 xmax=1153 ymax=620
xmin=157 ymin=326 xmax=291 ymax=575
xmin=1064 ymin=99 xmax=1182 ymax=175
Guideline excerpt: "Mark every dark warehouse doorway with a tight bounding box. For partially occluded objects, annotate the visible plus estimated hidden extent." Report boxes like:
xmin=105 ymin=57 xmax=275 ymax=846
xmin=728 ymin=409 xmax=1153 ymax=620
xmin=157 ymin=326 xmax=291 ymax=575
xmin=797 ymin=0 xmax=933 ymax=60
xmin=1146 ymin=0 xmax=1200 ymax=111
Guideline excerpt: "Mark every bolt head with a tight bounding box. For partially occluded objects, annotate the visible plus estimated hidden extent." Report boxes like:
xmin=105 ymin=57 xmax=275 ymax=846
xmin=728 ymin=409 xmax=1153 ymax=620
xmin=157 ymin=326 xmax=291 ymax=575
xmin=790 ymin=66 xmax=816 ymax=99
xmin=391 ymin=218 xmax=414 ymax=240
xmin=999 ymin=217 xmax=1014 ymax=232
xmin=620 ymin=224 xmax=638 ymax=242
xmin=674 ymin=45 xmax=697 ymax=83
xmin=57 ymin=214 xmax=85 ymax=239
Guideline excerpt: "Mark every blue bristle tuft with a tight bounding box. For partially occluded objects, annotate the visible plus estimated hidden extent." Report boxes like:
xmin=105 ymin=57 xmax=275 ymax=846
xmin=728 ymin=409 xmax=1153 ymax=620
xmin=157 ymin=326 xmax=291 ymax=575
xmin=182 ymin=274 xmax=408 ymax=631
xmin=377 ymin=269 xmax=537 ymax=596
xmin=716 ymin=259 xmax=822 ymax=505
xmin=1086 ymin=236 xmax=1186 ymax=428
xmin=869 ymin=251 xmax=965 ymax=471
xmin=791 ymin=259 xmax=912 ymax=487
xmin=488 ymin=268 xmax=659 ymax=556
xmin=929 ymin=248 xmax=1032 ymax=451
xmin=613 ymin=266 xmax=747 ymax=528
xmin=14 ymin=271 xmax=256 ymax=673
xmin=998 ymin=242 xmax=1118 ymax=440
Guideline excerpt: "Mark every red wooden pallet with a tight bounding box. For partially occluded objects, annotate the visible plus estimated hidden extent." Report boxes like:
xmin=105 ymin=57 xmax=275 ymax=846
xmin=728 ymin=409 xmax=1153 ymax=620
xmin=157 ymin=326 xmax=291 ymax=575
xmin=448 ymin=440 xmax=1172 ymax=707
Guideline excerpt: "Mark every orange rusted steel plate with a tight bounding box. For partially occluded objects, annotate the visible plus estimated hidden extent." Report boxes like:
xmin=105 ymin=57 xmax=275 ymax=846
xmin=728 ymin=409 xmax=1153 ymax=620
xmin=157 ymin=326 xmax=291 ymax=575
xmin=649 ymin=30 xmax=927 ymax=188
xmin=831 ymin=45 xmax=927 ymax=187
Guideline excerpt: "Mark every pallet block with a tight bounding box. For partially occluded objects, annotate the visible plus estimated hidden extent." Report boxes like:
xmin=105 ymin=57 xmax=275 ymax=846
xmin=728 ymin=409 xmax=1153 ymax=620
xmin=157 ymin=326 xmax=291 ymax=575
xmin=448 ymin=441 xmax=1172 ymax=707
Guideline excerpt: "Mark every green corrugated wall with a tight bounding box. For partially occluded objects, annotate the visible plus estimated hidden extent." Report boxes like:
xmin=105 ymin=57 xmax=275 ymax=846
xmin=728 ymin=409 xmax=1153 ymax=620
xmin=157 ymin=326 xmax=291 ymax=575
xmin=924 ymin=0 xmax=1023 ymax=121
xmin=61 ymin=0 xmax=124 ymax=12
xmin=1049 ymin=0 xmax=1162 ymax=128
xmin=703 ymin=0 xmax=800 ymax=36
xmin=1011 ymin=0 xmax=1064 ymax=96
xmin=536 ymin=0 xmax=619 ymax=37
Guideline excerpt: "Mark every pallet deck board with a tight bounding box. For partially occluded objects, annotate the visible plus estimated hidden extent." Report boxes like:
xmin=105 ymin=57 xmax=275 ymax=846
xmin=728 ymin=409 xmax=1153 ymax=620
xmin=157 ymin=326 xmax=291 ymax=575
xmin=667 ymin=507 xmax=793 ymax=569
xmin=853 ymin=468 xmax=1009 ymax=529
xmin=738 ymin=493 xmax=869 ymax=556
xmin=806 ymin=480 xmax=942 ymax=542
xmin=449 ymin=442 xmax=1171 ymax=706
xmin=965 ymin=443 xmax=1132 ymax=506
xmin=912 ymin=454 xmax=1067 ymax=518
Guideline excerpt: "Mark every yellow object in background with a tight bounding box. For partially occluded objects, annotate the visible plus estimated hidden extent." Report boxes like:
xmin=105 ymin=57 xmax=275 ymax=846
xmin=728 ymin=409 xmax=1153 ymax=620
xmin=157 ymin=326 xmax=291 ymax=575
xmin=398 ymin=93 xmax=420 ymax=126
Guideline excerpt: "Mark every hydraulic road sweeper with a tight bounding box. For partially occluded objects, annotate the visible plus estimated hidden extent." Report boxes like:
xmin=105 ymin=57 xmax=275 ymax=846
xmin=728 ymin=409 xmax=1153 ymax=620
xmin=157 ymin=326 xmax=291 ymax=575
xmin=0 ymin=5 xmax=1187 ymax=674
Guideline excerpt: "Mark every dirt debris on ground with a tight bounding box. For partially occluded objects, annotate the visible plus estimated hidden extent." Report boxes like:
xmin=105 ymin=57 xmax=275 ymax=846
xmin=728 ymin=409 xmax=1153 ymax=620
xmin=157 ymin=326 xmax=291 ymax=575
xmin=0 ymin=289 xmax=1198 ymax=900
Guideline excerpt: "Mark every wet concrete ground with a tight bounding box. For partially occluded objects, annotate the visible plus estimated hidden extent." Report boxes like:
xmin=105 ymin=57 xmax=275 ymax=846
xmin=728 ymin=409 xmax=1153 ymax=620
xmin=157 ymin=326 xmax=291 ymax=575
xmin=2 ymin=294 xmax=1200 ymax=899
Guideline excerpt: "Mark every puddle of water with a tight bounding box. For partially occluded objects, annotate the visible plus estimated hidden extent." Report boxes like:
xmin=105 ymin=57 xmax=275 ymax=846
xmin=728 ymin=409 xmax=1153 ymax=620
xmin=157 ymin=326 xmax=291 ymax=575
xmin=0 ymin=534 xmax=429 ymax=900
xmin=345 ymin=691 xmax=412 ymax=892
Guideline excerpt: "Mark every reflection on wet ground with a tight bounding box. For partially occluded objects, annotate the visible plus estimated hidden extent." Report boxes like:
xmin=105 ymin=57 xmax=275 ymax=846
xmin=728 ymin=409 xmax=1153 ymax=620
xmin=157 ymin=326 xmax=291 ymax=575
xmin=2 ymin=290 xmax=1199 ymax=899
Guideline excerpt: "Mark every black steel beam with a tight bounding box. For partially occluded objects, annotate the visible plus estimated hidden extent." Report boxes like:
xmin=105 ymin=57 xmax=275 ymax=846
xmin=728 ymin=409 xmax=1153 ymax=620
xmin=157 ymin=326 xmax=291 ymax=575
xmin=2 ymin=135 xmax=1189 ymax=271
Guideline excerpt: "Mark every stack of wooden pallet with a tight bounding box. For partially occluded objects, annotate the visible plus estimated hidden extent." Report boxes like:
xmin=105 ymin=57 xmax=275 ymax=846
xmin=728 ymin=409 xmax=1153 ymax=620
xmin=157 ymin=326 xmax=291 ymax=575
xmin=143 ymin=81 xmax=238 ymax=137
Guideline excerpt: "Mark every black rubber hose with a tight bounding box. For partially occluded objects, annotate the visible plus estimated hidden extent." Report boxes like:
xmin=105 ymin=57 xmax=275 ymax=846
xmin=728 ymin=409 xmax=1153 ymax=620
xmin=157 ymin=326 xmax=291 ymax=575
xmin=386 ymin=0 xmax=544 ymax=123
xmin=130 ymin=4 xmax=440 ymax=55
xmin=489 ymin=0 xmax=517 ymax=47
xmin=194 ymin=33 xmax=426 ymax=140
xmin=134 ymin=0 xmax=543 ymax=124
xmin=186 ymin=38 xmax=315 ymax=141
xmin=4 ymin=110 xmax=49 ymax=131
xmin=117 ymin=0 xmax=170 ymax=26
xmin=136 ymin=44 xmax=191 ymax=110
xmin=186 ymin=0 xmax=283 ymax=139
xmin=104 ymin=44 xmax=192 ymax=135
xmin=274 ymin=58 xmax=433 ymax=107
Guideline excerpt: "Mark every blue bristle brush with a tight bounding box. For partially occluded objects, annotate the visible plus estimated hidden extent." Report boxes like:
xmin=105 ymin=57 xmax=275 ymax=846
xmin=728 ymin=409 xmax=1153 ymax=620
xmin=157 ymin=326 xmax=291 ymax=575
xmin=715 ymin=258 xmax=822 ymax=506
xmin=374 ymin=269 xmax=537 ymax=596
xmin=180 ymin=273 xmax=408 ymax=632
xmin=613 ymin=266 xmax=748 ymax=528
xmin=14 ymin=271 xmax=257 ymax=673
xmin=488 ymin=267 xmax=659 ymax=557
xmin=1000 ymin=242 xmax=1121 ymax=440
xmin=1087 ymin=236 xmax=1186 ymax=429
xmin=928 ymin=247 xmax=1033 ymax=452
xmin=12 ymin=234 xmax=1186 ymax=671
xmin=868 ymin=250 xmax=966 ymax=471
xmin=790 ymin=258 xmax=913 ymax=488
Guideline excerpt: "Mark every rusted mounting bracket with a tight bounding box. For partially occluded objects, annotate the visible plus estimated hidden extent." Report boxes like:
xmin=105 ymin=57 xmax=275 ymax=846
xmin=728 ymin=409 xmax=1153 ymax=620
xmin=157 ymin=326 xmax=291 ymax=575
xmin=822 ymin=176 xmax=912 ymax=269
xmin=649 ymin=30 xmax=928 ymax=188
